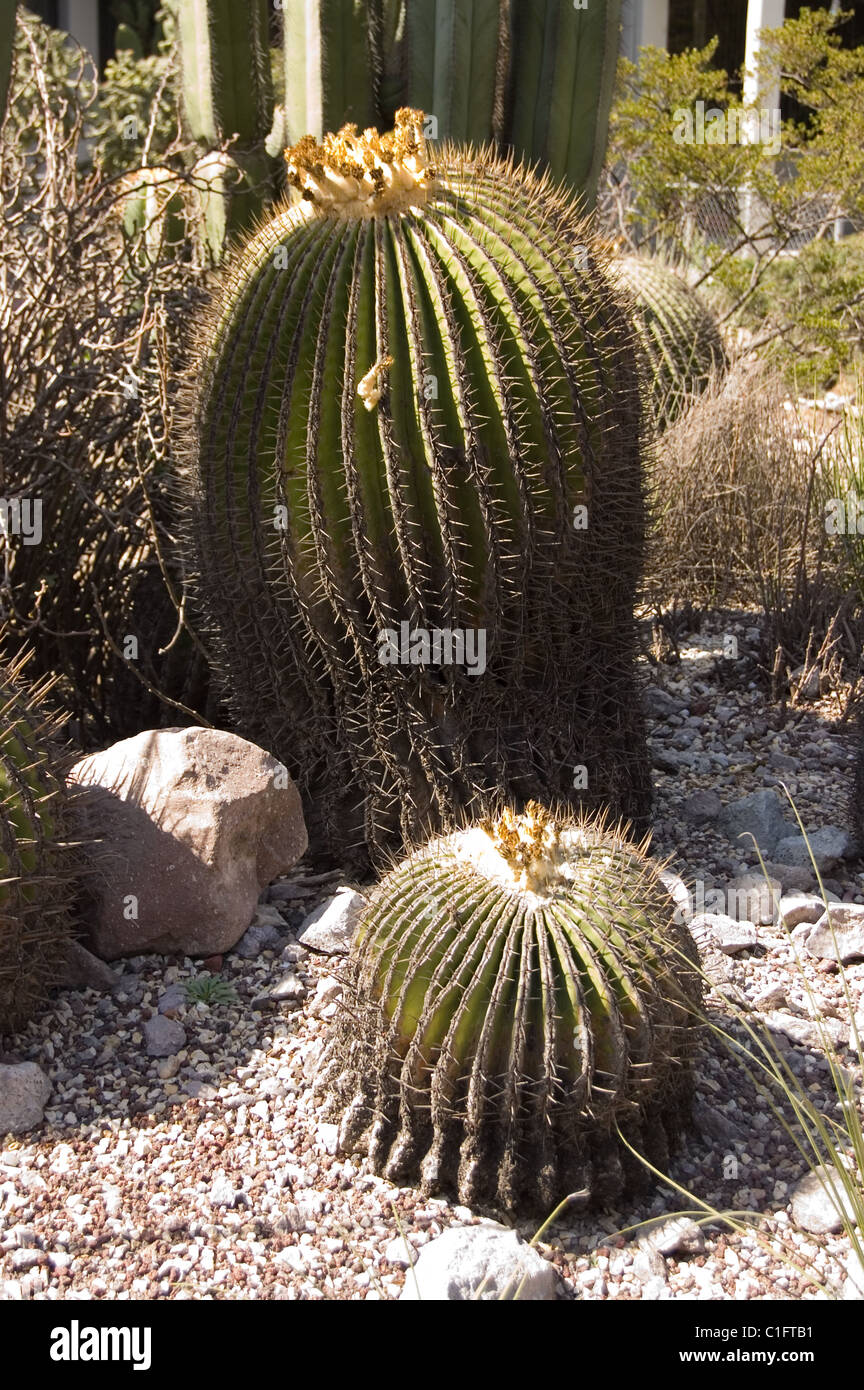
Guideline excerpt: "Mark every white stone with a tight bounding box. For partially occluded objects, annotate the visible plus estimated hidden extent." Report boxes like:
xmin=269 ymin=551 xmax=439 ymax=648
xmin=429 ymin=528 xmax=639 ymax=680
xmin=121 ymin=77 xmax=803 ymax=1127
xmin=398 ymin=1225 xmax=560 ymax=1301
xmin=778 ymin=893 xmax=827 ymax=929
xmin=298 ymin=888 xmax=365 ymax=954
xmin=66 ymin=727 xmax=307 ymax=959
xmin=805 ymin=906 xmax=864 ymax=964
xmin=790 ymin=1165 xmax=860 ymax=1235
xmin=727 ymin=873 xmax=781 ymax=924
xmin=690 ymin=913 xmax=758 ymax=955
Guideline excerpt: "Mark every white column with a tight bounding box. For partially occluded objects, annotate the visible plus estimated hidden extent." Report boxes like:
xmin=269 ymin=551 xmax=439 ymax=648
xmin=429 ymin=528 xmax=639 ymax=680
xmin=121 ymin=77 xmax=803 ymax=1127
xmin=57 ymin=0 xmax=100 ymax=65
xmin=743 ymin=0 xmax=785 ymax=111
xmin=639 ymin=0 xmax=669 ymax=51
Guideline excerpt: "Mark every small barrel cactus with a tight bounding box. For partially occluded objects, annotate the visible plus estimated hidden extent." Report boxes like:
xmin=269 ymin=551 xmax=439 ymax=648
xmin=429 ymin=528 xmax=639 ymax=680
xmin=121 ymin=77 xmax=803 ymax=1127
xmin=616 ymin=255 xmax=726 ymax=429
xmin=184 ymin=109 xmax=651 ymax=868
xmin=317 ymin=803 xmax=703 ymax=1214
xmin=0 ymin=660 xmax=77 ymax=1035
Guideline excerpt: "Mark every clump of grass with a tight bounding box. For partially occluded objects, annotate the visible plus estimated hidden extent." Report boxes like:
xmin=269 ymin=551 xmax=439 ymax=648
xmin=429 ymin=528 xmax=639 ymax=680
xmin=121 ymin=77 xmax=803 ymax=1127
xmin=600 ymin=798 xmax=864 ymax=1300
xmin=184 ymin=976 xmax=237 ymax=1007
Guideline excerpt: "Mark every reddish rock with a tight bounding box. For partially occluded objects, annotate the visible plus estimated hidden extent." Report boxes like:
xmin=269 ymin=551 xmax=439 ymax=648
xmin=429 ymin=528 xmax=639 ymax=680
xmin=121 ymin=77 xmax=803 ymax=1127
xmin=67 ymin=727 xmax=307 ymax=960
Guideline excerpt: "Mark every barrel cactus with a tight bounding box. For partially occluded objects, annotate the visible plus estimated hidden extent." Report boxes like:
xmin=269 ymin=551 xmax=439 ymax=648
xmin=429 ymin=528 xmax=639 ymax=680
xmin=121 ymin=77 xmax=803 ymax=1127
xmin=317 ymin=803 xmax=703 ymax=1214
xmin=183 ymin=110 xmax=651 ymax=867
xmin=616 ymin=255 xmax=727 ymax=429
xmin=0 ymin=660 xmax=77 ymax=1036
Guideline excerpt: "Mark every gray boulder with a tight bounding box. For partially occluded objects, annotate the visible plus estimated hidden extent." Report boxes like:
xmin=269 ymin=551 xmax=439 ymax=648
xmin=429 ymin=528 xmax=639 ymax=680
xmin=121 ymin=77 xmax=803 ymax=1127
xmin=772 ymin=826 xmax=852 ymax=873
xmin=0 ymin=1063 xmax=51 ymax=1134
xmin=716 ymin=790 xmax=790 ymax=857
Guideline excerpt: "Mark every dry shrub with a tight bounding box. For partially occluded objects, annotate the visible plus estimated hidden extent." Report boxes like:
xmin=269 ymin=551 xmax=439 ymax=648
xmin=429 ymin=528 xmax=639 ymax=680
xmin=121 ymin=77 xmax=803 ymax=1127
xmin=644 ymin=360 xmax=812 ymax=606
xmin=0 ymin=12 xmax=213 ymax=743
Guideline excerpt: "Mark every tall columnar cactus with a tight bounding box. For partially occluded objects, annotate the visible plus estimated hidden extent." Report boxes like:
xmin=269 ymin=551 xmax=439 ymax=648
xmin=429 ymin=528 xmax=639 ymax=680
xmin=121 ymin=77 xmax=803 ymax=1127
xmin=280 ymin=0 xmax=381 ymax=148
xmin=616 ymin=255 xmax=727 ymax=430
xmin=184 ymin=111 xmax=651 ymax=868
xmin=173 ymin=0 xmax=276 ymax=250
xmin=317 ymin=804 xmax=703 ymax=1213
xmin=0 ymin=2 xmax=17 ymax=129
xmin=0 ymin=660 xmax=77 ymax=1036
xmin=283 ymin=1 xmax=622 ymax=209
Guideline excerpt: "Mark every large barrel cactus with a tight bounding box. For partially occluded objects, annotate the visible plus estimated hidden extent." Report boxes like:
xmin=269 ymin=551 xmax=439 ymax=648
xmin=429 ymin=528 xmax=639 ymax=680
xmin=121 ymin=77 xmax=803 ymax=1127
xmin=616 ymin=256 xmax=727 ymax=429
xmin=184 ymin=110 xmax=651 ymax=867
xmin=0 ymin=660 xmax=77 ymax=1035
xmin=317 ymin=803 xmax=703 ymax=1214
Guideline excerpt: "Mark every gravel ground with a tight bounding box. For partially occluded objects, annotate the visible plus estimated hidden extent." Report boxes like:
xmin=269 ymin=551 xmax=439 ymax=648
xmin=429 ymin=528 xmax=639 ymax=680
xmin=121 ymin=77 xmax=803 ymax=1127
xmin=1 ymin=608 xmax=863 ymax=1301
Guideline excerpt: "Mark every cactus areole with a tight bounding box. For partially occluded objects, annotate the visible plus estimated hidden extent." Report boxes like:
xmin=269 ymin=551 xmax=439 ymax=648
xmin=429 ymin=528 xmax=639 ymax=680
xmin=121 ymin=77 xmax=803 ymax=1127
xmin=186 ymin=110 xmax=651 ymax=868
xmin=318 ymin=805 xmax=703 ymax=1214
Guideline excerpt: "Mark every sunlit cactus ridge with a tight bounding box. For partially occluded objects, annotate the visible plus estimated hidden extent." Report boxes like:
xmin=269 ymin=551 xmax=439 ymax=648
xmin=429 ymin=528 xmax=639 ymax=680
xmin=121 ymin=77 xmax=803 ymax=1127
xmin=183 ymin=110 xmax=652 ymax=867
xmin=317 ymin=804 xmax=704 ymax=1214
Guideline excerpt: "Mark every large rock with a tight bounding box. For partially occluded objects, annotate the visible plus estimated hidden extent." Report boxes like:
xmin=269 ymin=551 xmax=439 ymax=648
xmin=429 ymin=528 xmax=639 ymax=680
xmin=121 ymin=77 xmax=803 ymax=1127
xmin=0 ymin=1063 xmax=51 ymax=1135
xmin=399 ymin=1225 xmax=560 ymax=1301
xmin=67 ymin=728 xmax=307 ymax=960
xmin=716 ymin=790 xmax=790 ymax=857
xmin=690 ymin=913 xmax=758 ymax=955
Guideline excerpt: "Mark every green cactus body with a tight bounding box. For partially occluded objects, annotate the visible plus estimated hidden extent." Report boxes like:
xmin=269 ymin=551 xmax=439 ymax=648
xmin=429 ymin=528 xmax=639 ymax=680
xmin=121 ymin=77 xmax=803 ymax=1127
xmin=185 ymin=111 xmax=650 ymax=868
xmin=121 ymin=166 xmax=186 ymax=267
xmin=505 ymin=0 xmax=621 ymax=208
xmin=616 ymin=255 xmax=727 ymax=429
xmin=172 ymin=0 xmax=276 ymax=251
xmin=319 ymin=804 xmax=703 ymax=1213
xmin=0 ymin=2 xmax=17 ymax=129
xmin=0 ymin=661 xmax=77 ymax=1036
xmin=281 ymin=0 xmax=379 ymax=147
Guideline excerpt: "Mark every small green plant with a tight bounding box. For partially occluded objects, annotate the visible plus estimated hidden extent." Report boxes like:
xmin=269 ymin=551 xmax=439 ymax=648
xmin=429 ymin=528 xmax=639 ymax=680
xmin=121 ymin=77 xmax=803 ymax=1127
xmin=183 ymin=975 xmax=237 ymax=1006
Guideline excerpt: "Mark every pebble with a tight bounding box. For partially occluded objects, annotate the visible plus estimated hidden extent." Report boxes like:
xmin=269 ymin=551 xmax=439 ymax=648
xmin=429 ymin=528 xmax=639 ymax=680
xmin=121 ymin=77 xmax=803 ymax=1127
xmin=144 ymin=1016 xmax=187 ymax=1057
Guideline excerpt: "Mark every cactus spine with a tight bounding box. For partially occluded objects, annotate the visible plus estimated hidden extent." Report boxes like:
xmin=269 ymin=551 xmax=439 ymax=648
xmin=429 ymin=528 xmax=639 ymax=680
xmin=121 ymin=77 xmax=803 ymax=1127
xmin=0 ymin=660 xmax=77 ymax=1036
xmin=185 ymin=111 xmax=651 ymax=868
xmin=616 ymin=255 xmax=727 ymax=429
xmin=319 ymin=804 xmax=703 ymax=1213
